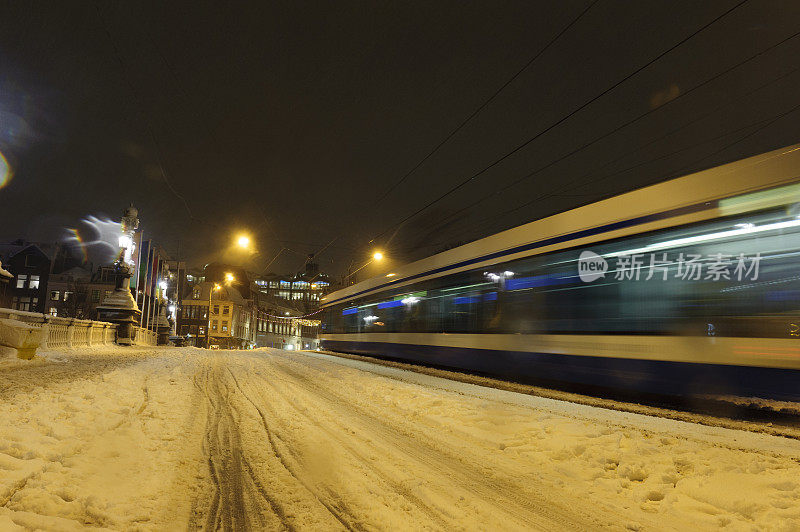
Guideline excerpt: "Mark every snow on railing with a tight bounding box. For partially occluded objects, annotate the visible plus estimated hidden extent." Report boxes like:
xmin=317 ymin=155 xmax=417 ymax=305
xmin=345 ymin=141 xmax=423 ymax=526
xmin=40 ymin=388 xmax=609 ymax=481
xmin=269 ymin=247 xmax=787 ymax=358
xmin=0 ymin=308 xmax=117 ymax=348
xmin=132 ymin=326 xmax=158 ymax=346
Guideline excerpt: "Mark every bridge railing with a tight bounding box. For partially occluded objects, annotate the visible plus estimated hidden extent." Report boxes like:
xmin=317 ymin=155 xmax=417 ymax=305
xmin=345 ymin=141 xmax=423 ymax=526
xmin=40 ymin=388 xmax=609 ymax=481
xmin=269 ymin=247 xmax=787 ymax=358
xmin=132 ymin=326 xmax=158 ymax=346
xmin=0 ymin=308 xmax=117 ymax=348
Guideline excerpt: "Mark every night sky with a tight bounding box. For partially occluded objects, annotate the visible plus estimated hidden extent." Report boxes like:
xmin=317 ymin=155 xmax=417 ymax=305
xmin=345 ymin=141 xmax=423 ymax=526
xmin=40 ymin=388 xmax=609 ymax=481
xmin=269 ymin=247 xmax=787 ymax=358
xmin=2 ymin=1 xmax=800 ymax=278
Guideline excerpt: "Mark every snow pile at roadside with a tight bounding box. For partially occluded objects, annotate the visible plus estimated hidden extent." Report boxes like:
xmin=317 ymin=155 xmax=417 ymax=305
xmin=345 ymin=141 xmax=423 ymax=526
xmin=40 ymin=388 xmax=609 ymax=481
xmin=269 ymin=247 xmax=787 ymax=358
xmin=700 ymin=394 xmax=800 ymax=416
xmin=0 ymin=346 xmax=206 ymax=530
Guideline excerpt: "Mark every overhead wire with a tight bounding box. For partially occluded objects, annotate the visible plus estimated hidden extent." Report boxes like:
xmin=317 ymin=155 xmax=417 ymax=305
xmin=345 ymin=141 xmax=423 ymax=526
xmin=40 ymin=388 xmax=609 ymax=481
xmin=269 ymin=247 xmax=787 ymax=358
xmin=404 ymin=63 xmax=800 ymax=254
xmin=367 ymin=0 xmax=750 ymax=246
xmin=419 ymin=30 xmax=800 ymax=244
xmin=369 ymin=0 xmax=600 ymax=208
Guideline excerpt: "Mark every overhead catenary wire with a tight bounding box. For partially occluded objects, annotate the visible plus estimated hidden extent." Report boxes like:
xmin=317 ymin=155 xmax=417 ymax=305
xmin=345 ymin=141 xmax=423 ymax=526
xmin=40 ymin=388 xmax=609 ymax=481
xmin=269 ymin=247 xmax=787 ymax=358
xmin=398 ymin=61 xmax=800 ymax=256
xmin=473 ymin=33 xmax=800 ymax=233
xmin=419 ymin=29 xmax=800 ymax=244
xmin=367 ymin=0 xmax=750 ymax=246
xmin=369 ymin=0 xmax=600 ymax=209
xmin=482 ymin=110 xmax=794 ymax=234
xmin=427 ymin=100 xmax=800 ymax=254
xmin=327 ymin=0 xmax=601 ymax=271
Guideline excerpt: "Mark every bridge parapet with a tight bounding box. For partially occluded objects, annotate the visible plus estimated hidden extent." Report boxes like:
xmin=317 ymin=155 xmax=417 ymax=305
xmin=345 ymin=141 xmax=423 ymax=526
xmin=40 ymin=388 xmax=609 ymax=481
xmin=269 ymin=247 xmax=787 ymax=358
xmin=0 ymin=308 xmax=118 ymax=353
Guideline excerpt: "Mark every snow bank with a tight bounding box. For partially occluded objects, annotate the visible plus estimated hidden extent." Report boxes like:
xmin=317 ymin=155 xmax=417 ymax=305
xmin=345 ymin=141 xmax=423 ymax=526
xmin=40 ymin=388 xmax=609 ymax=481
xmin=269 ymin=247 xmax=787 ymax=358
xmin=0 ymin=346 xmax=206 ymax=530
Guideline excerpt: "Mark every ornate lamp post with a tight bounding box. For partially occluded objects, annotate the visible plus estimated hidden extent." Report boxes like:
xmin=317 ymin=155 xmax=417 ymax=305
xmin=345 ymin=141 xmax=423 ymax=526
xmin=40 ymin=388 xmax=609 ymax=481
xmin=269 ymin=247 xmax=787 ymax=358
xmin=96 ymin=205 xmax=142 ymax=345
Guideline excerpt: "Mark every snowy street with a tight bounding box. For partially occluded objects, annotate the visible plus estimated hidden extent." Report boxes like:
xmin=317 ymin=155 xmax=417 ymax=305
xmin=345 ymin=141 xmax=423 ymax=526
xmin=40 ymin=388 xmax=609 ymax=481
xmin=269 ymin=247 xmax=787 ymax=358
xmin=1 ymin=347 xmax=799 ymax=531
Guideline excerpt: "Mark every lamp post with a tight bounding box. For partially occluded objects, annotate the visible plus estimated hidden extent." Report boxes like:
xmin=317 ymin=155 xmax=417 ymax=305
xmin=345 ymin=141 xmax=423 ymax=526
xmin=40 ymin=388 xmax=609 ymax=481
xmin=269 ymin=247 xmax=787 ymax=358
xmin=96 ymin=205 xmax=142 ymax=345
xmin=343 ymin=250 xmax=385 ymax=284
xmin=205 ymin=283 xmax=221 ymax=348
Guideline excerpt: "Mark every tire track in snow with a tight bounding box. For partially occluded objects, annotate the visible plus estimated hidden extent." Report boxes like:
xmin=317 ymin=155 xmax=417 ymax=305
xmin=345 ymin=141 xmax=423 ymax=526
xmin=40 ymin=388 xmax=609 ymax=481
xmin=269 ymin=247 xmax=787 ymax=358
xmin=235 ymin=363 xmax=453 ymax=528
xmin=265 ymin=352 xmax=601 ymax=530
xmin=191 ymin=358 xmax=286 ymax=531
xmin=226 ymin=366 xmax=362 ymax=532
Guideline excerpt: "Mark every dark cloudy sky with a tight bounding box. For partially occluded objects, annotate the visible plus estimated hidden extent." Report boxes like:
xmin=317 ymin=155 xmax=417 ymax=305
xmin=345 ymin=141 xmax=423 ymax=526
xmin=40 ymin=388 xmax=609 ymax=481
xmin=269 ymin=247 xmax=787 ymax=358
xmin=2 ymin=1 xmax=800 ymax=277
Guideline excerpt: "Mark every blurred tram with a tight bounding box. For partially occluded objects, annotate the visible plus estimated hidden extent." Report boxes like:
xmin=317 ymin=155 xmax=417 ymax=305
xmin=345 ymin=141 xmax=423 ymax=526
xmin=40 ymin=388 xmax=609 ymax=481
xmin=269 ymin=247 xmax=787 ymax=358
xmin=320 ymin=145 xmax=800 ymax=400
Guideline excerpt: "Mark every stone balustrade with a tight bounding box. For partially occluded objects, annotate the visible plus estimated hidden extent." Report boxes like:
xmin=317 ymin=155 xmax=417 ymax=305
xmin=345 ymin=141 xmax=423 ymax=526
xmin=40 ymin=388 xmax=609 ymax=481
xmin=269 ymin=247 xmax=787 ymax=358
xmin=0 ymin=308 xmax=117 ymax=348
xmin=132 ymin=326 xmax=158 ymax=346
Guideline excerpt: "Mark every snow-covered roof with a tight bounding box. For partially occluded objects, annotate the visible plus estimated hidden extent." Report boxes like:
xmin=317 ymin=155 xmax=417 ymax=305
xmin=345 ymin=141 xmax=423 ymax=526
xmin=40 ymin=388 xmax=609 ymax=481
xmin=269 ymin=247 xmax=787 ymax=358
xmin=0 ymin=241 xmax=59 ymax=262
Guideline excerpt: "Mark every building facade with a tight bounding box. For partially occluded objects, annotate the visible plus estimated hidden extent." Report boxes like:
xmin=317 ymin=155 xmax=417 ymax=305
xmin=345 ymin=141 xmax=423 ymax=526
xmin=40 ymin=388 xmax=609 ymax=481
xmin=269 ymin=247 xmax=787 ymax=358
xmin=255 ymin=257 xmax=332 ymax=312
xmin=178 ymin=280 xmax=256 ymax=348
xmin=1 ymin=243 xmax=53 ymax=313
xmin=46 ymin=265 xmax=92 ymax=318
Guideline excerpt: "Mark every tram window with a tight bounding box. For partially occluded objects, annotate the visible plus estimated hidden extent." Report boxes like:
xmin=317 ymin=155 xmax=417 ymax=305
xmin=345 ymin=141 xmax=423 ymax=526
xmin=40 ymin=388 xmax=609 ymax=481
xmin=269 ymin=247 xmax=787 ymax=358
xmin=325 ymin=208 xmax=800 ymax=338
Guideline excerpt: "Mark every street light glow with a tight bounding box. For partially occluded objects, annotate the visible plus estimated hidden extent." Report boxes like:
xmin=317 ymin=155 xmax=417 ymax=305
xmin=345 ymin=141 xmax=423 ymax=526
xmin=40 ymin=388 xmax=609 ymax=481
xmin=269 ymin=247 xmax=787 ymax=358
xmin=373 ymin=251 xmax=384 ymax=261
xmin=237 ymin=235 xmax=250 ymax=248
xmin=225 ymin=272 xmax=235 ymax=284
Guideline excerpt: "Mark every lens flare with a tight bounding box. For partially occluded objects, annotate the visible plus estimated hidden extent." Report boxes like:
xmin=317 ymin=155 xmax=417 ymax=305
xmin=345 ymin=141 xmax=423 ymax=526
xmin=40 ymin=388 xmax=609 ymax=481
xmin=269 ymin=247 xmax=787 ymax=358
xmin=0 ymin=150 xmax=11 ymax=189
xmin=65 ymin=228 xmax=89 ymax=263
xmin=63 ymin=216 xmax=122 ymax=265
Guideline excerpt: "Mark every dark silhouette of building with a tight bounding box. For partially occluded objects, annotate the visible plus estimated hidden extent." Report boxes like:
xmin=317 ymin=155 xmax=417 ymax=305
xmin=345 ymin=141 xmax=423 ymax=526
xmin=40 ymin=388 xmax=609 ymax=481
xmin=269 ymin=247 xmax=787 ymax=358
xmin=0 ymin=242 xmax=54 ymax=313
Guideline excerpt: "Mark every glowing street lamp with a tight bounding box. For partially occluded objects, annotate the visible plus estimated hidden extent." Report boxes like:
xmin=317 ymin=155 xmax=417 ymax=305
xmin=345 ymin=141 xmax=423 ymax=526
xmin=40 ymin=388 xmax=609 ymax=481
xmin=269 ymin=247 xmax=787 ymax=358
xmin=225 ymin=272 xmax=235 ymax=284
xmin=344 ymin=250 xmax=388 ymax=284
xmin=237 ymin=235 xmax=251 ymax=249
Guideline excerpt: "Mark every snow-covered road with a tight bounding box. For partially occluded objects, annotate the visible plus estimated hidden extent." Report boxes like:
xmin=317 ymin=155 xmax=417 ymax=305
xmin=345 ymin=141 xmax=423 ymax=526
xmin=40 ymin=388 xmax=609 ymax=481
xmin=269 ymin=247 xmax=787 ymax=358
xmin=0 ymin=347 xmax=798 ymax=530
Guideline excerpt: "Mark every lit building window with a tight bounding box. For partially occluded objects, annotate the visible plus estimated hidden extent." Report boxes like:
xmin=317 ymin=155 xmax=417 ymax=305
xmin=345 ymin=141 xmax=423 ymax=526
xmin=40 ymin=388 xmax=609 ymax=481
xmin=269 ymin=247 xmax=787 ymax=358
xmin=16 ymin=275 xmax=27 ymax=288
xmin=29 ymin=275 xmax=40 ymax=289
xmin=49 ymin=308 xmax=58 ymax=317
xmin=50 ymin=291 xmax=60 ymax=301
xmin=212 ymin=321 xmax=218 ymax=332
xmin=64 ymin=291 xmax=73 ymax=301
xmin=192 ymin=287 xmax=201 ymax=299
xmin=221 ymin=320 xmax=228 ymax=332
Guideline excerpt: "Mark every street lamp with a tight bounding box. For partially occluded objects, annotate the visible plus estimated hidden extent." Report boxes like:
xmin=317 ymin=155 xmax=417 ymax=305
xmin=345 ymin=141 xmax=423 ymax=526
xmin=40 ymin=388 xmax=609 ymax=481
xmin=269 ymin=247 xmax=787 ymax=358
xmin=237 ymin=235 xmax=250 ymax=249
xmin=344 ymin=251 xmax=387 ymax=283
xmin=225 ymin=272 xmax=235 ymax=284
xmin=205 ymin=283 xmax=222 ymax=348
